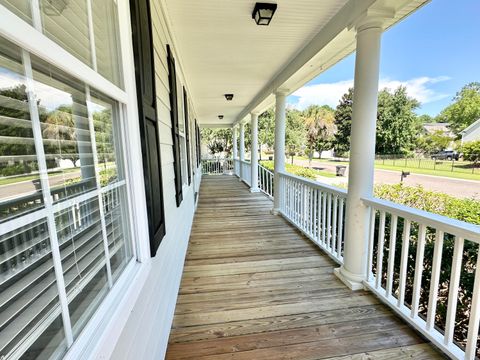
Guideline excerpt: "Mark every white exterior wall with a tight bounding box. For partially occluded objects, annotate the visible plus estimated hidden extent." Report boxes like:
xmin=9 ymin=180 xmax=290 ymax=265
xmin=111 ymin=1 xmax=200 ymax=359
xmin=462 ymin=121 xmax=480 ymax=143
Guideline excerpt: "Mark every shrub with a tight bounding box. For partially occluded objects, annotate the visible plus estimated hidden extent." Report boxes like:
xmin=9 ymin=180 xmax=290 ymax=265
xmin=260 ymin=160 xmax=323 ymax=180
xmin=460 ymin=140 xmax=480 ymax=162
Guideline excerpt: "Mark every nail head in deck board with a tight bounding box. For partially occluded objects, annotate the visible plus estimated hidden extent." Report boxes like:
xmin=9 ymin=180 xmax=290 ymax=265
xmin=165 ymin=176 xmax=442 ymax=359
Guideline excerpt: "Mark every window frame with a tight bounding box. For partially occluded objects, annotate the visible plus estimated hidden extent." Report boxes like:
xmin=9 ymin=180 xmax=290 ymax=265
xmin=0 ymin=1 xmax=152 ymax=358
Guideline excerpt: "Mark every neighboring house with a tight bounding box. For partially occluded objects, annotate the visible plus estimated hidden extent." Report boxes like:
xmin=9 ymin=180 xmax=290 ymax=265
xmin=422 ymin=122 xmax=454 ymax=137
xmin=461 ymin=118 xmax=480 ymax=143
xmin=0 ymin=2 xmax=477 ymax=360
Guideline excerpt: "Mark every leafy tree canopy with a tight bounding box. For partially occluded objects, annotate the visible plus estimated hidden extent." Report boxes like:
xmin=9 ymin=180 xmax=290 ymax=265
xmin=438 ymin=82 xmax=480 ymax=135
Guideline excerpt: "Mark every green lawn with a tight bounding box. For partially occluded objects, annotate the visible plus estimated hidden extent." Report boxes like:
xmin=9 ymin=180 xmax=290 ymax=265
xmin=0 ymin=174 xmax=41 ymax=186
xmin=375 ymin=163 xmax=480 ymax=181
xmin=0 ymin=167 xmax=81 ymax=186
xmin=296 ymin=157 xmax=480 ymax=181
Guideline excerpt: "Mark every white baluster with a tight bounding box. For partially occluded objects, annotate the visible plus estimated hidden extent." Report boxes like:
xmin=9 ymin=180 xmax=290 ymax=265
xmin=398 ymin=219 xmax=411 ymax=307
xmin=375 ymin=211 xmax=386 ymax=289
xmin=444 ymin=237 xmax=464 ymax=345
xmin=426 ymin=230 xmax=444 ymax=330
xmin=465 ymin=249 xmax=480 ymax=359
xmin=386 ymin=214 xmax=398 ymax=297
xmin=411 ymin=224 xmax=427 ymax=318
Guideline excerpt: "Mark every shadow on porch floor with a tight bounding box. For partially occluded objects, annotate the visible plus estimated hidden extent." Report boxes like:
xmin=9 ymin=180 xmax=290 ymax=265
xmin=165 ymin=176 xmax=444 ymax=359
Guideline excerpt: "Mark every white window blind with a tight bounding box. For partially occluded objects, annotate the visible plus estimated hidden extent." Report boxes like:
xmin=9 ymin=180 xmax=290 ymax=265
xmin=0 ymin=34 xmax=133 ymax=359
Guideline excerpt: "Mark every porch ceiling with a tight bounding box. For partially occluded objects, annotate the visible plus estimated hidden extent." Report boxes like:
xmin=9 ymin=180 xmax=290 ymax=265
xmin=160 ymin=0 xmax=429 ymax=126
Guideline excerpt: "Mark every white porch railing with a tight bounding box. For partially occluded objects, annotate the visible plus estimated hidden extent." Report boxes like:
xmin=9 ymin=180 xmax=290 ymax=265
xmin=233 ymin=158 xmax=240 ymax=176
xmin=363 ymin=197 xmax=480 ymax=360
xmin=277 ymin=171 xmax=347 ymax=264
xmin=266 ymin=170 xmax=479 ymax=359
xmin=258 ymin=164 xmax=274 ymax=198
xmin=201 ymin=157 xmax=233 ymax=175
xmin=239 ymin=160 xmax=251 ymax=186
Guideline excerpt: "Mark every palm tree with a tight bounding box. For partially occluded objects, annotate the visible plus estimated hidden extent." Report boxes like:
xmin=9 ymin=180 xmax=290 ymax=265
xmin=303 ymin=105 xmax=336 ymax=168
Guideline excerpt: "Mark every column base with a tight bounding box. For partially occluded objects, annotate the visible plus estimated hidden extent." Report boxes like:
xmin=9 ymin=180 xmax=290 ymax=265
xmin=334 ymin=267 xmax=365 ymax=291
xmin=250 ymin=188 xmax=260 ymax=193
xmin=270 ymin=208 xmax=280 ymax=215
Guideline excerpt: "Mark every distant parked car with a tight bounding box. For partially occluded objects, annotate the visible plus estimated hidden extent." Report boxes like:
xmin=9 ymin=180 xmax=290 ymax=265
xmin=430 ymin=150 xmax=459 ymax=161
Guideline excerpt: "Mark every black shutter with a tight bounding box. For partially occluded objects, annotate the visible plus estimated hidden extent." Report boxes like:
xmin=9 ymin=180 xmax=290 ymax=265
xmin=167 ymin=45 xmax=183 ymax=207
xmin=130 ymin=0 xmax=166 ymax=256
xmin=183 ymin=87 xmax=192 ymax=185
xmin=197 ymin=122 xmax=201 ymax=166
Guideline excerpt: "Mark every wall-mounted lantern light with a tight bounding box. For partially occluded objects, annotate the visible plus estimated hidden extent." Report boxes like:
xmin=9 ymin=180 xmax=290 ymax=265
xmin=225 ymin=94 xmax=234 ymax=101
xmin=252 ymin=3 xmax=277 ymax=26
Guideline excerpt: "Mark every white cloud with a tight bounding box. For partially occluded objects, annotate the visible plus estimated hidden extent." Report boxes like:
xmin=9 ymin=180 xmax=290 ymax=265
xmin=290 ymin=76 xmax=450 ymax=110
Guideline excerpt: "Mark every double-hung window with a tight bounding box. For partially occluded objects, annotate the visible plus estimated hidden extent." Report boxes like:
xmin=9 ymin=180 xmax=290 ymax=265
xmin=0 ymin=1 xmax=136 ymax=358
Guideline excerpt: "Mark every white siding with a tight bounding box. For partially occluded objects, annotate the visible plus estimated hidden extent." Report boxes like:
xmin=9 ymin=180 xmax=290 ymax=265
xmin=462 ymin=121 xmax=480 ymax=143
xmin=111 ymin=1 xmax=200 ymax=358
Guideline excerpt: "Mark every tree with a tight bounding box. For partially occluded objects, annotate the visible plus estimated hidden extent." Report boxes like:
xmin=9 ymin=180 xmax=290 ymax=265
xmin=42 ymin=105 xmax=82 ymax=166
xmin=303 ymin=105 xmax=336 ymax=167
xmin=333 ymin=86 xmax=420 ymax=156
xmin=285 ymin=108 xmax=305 ymax=161
xmin=258 ymin=108 xmax=275 ymax=159
xmin=333 ymin=88 xmax=354 ymax=156
xmin=415 ymin=130 xmax=454 ymax=155
xmin=460 ymin=140 xmax=480 ymax=162
xmin=200 ymin=128 xmax=232 ymax=156
xmin=438 ymin=82 xmax=480 ymax=135
xmin=376 ymin=86 xmax=420 ymax=155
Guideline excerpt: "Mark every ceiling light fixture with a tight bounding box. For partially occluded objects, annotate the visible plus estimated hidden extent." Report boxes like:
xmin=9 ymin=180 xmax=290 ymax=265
xmin=252 ymin=3 xmax=277 ymax=26
xmin=218 ymin=115 xmax=224 ymax=119
xmin=225 ymin=94 xmax=234 ymax=101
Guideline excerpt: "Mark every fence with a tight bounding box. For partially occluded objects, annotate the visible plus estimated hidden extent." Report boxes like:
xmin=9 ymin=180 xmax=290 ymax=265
xmin=375 ymin=155 xmax=479 ymax=175
xmin=258 ymin=164 xmax=274 ymax=198
xmin=201 ymin=157 xmax=234 ymax=175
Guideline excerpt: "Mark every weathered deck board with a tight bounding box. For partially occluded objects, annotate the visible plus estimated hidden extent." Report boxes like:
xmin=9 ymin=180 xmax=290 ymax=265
xmin=165 ymin=176 xmax=444 ymax=359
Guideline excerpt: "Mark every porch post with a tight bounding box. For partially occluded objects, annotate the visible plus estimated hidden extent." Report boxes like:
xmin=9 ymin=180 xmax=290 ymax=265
xmin=232 ymin=125 xmax=238 ymax=176
xmin=272 ymin=90 xmax=287 ymax=213
xmin=239 ymin=122 xmax=245 ymax=181
xmin=335 ymin=16 xmax=384 ymax=290
xmin=250 ymin=113 xmax=259 ymax=192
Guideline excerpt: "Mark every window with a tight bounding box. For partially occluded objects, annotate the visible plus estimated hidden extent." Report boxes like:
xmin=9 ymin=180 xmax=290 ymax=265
xmin=167 ymin=45 xmax=182 ymax=207
xmin=0 ymin=0 xmax=123 ymax=87
xmin=0 ymin=36 xmax=133 ymax=358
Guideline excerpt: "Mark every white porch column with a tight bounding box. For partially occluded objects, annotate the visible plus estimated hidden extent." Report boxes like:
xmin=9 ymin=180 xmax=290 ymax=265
xmin=232 ymin=126 xmax=238 ymax=176
xmin=250 ymin=113 xmax=259 ymax=192
xmin=239 ymin=122 xmax=245 ymax=181
xmin=335 ymin=17 xmax=384 ymax=290
xmin=272 ymin=90 xmax=287 ymax=213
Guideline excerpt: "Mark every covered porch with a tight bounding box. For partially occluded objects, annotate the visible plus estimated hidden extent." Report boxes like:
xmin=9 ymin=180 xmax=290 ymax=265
xmin=166 ymin=176 xmax=443 ymax=359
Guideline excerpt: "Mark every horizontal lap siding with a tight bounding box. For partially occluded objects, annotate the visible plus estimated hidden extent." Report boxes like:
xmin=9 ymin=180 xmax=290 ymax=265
xmin=111 ymin=1 xmax=199 ymax=359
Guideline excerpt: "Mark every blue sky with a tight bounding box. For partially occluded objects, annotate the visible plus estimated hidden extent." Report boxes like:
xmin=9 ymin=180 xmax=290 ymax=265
xmin=288 ymin=0 xmax=480 ymax=117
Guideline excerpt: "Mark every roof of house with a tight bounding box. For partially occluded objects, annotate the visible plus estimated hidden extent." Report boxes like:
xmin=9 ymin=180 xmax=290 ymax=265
xmin=422 ymin=122 xmax=452 ymax=134
xmin=460 ymin=118 xmax=480 ymax=135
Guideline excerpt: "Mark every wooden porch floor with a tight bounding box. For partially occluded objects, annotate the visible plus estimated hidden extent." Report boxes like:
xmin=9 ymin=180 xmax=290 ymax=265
xmin=165 ymin=176 xmax=444 ymax=359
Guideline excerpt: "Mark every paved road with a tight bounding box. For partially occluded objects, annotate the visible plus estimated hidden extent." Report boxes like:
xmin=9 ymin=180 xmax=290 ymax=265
xmin=0 ymin=171 xmax=81 ymax=201
xmin=293 ymin=159 xmax=480 ymax=200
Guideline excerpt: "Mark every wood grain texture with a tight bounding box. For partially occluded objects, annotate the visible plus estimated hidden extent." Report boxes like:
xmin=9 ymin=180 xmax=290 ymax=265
xmin=165 ymin=176 xmax=444 ymax=359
